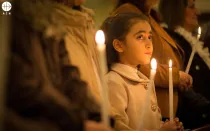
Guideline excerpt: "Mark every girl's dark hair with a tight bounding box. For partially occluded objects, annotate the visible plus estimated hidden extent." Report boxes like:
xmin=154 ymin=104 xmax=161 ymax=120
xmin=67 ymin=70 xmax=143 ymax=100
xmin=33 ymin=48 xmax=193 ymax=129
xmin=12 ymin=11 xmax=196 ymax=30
xmin=101 ymin=13 xmax=149 ymax=71
xmin=159 ymin=0 xmax=188 ymax=30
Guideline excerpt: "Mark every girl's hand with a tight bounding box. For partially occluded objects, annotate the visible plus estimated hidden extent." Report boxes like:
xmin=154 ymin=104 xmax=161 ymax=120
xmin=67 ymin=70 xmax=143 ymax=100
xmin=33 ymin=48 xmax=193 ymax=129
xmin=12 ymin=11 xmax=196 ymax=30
xmin=160 ymin=118 xmax=184 ymax=131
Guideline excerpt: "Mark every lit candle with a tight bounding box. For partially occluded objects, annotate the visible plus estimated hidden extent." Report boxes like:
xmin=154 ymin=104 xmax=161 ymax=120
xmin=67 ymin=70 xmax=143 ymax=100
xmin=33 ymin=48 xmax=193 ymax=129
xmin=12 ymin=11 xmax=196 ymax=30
xmin=169 ymin=60 xmax=173 ymax=121
xmin=139 ymin=58 xmax=157 ymax=130
xmin=185 ymin=26 xmax=202 ymax=73
xmin=197 ymin=26 xmax=201 ymax=40
xmin=150 ymin=58 xmax=157 ymax=80
xmin=95 ymin=30 xmax=109 ymax=127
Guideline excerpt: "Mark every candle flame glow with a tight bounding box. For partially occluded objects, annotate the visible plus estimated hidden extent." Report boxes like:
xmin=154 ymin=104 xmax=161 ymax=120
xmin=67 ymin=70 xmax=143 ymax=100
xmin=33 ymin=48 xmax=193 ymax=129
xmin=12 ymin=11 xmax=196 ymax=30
xmin=198 ymin=27 xmax=201 ymax=35
xmin=95 ymin=30 xmax=105 ymax=45
xmin=151 ymin=58 xmax=157 ymax=70
xmin=169 ymin=59 xmax=172 ymax=68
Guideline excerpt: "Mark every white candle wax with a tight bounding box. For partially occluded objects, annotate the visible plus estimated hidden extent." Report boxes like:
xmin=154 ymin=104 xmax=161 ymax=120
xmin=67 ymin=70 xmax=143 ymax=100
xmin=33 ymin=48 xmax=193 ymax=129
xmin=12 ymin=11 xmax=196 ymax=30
xmin=139 ymin=58 xmax=157 ymax=130
xmin=95 ymin=30 xmax=109 ymax=127
xmin=185 ymin=26 xmax=202 ymax=73
xmin=197 ymin=26 xmax=201 ymax=40
xmin=169 ymin=60 xmax=173 ymax=121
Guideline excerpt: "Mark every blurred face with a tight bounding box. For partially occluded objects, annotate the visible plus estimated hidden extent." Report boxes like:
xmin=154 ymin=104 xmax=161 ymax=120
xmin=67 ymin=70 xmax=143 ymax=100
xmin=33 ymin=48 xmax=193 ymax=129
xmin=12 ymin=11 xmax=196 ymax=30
xmin=74 ymin=0 xmax=86 ymax=5
xmin=120 ymin=21 xmax=153 ymax=66
xmin=184 ymin=0 xmax=200 ymax=30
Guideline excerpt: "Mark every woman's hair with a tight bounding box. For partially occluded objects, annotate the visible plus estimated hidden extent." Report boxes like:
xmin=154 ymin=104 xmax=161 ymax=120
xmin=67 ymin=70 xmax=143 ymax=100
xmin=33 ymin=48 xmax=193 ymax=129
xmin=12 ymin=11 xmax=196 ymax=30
xmin=101 ymin=13 xmax=149 ymax=71
xmin=159 ymin=0 xmax=188 ymax=30
xmin=114 ymin=0 xmax=162 ymax=23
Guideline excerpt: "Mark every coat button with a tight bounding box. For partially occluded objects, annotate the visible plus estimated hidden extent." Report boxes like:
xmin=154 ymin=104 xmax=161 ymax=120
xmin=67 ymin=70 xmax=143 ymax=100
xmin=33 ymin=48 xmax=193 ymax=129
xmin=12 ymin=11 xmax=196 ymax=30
xmin=151 ymin=104 xmax=157 ymax=112
xmin=195 ymin=65 xmax=200 ymax=70
xmin=144 ymin=83 xmax=149 ymax=90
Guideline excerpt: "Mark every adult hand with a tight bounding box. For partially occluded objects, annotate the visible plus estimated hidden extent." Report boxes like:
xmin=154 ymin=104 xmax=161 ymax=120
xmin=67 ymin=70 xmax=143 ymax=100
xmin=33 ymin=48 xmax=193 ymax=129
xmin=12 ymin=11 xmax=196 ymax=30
xmin=179 ymin=71 xmax=193 ymax=91
xmin=84 ymin=121 xmax=113 ymax=131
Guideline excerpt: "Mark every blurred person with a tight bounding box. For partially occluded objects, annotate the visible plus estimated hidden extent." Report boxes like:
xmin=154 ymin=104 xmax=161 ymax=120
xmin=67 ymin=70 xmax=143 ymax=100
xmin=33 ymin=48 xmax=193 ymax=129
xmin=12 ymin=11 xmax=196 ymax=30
xmin=59 ymin=0 xmax=102 ymax=104
xmin=159 ymin=0 xmax=210 ymax=129
xmin=5 ymin=0 xmax=113 ymax=131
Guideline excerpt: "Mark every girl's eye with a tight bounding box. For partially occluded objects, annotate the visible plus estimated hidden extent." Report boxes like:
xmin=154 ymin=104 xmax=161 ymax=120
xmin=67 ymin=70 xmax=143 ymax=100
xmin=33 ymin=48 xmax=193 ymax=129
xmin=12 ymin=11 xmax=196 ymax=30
xmin=137 ymin=35 xmax=143 ymax=39
xmin=148 ymin=35 xmax=152 ymax=40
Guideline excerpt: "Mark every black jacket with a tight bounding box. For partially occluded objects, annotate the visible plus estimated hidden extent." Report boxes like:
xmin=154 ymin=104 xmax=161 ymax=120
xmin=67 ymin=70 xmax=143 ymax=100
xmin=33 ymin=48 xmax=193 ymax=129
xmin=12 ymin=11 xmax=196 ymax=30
xmin=165 ymin=28 xmax=210 ymax=129
xmin=165 ymin=28 xmax=210 ymax=100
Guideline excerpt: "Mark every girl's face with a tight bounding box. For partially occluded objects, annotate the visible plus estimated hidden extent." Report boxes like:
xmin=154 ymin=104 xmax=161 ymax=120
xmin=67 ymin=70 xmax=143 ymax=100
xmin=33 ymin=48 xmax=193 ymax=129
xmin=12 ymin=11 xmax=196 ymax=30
xmin=118 ymin=20 xmax=153 ymax=67
xmin=184 ymin=0 xmax=200 ymax=30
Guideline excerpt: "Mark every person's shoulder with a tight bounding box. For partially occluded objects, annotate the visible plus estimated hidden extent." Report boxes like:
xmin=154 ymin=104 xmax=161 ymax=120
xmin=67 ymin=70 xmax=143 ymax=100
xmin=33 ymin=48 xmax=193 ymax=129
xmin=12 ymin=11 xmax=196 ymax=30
xmin=106 ymin=71 xmax=121 ymax=79
xmin=106 ymin=71 xmax=125 ymax=83
xmin=164 ymin=28 xmax=183 ymax=40
xmin=164 ymin=28 xmax=177 ymax=37
xmin=164 ymin=27 xmax=190 ymax=48
xmin=111 ymin=3 xmax=142 ymax=16
xmin=81 ymin=5 xmax=95 ymax=17
xmin=14 ymin=0 xmax=67 ymax=40
xmin=106 ymin=71 xmax=127 ymax=90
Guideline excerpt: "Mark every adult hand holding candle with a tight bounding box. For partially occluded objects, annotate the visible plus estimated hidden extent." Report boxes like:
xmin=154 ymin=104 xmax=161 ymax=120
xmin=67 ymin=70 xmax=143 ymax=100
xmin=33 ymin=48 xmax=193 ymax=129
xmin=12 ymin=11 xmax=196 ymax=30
xmin=139 ymin=58 xmax=157 ymax=130
xmin=95 ymin=30 xmax=109 ymax=127
xmin=169 ymin=60 xmax=173 ymax=121
xmin=185 ymin=26 xmax=201 ymax=73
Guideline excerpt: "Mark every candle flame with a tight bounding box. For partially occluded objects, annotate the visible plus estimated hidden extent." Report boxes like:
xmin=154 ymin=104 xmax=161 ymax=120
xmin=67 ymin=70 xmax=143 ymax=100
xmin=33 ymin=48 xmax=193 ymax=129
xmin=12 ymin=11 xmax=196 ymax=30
xmin=151 ymin=58 xmax=157 ymax=70
xmin=198 ymin=27 xmax=201 ymax=35
xmin=95 ymin=30 xmax=105 ymax=45
xmin=169 ymin=59 xmax=172 ymax=68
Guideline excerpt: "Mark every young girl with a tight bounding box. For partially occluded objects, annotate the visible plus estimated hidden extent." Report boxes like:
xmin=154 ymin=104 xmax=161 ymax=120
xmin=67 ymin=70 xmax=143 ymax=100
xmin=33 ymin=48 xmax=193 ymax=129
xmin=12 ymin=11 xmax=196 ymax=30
xmin=101 ymin=13 xmax=183 ymax=131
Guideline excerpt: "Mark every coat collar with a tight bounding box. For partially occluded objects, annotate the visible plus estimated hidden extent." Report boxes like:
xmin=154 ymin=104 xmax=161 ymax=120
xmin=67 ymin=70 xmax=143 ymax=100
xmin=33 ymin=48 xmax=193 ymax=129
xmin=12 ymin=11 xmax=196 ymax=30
xmin=111 ymin=63 xmax=150 ymax=83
